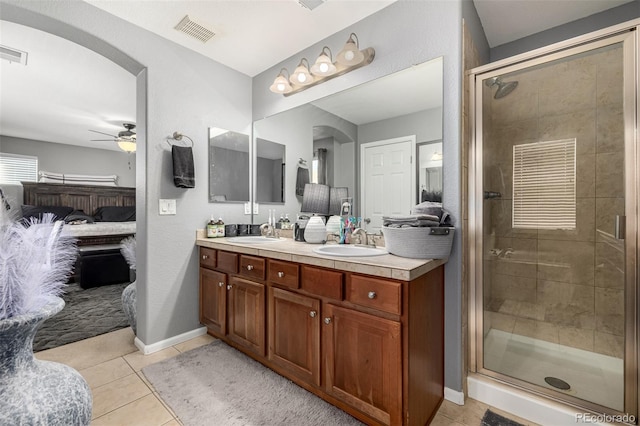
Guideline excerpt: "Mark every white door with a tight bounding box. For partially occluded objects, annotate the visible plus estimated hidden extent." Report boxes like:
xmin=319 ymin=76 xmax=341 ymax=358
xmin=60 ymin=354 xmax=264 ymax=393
xmin=360 ymin=136 xmax=415 ymax=233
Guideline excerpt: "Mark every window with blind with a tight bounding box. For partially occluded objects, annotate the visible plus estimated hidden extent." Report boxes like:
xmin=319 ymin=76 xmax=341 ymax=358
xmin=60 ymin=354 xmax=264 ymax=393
xmin=512 ymin=139 xmax=576 ymax=230
xmin=0 ymin=153 xmax=38 ymax=185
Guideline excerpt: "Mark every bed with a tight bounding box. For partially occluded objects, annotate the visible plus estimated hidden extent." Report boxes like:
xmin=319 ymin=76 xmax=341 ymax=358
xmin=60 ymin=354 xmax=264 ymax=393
xmin=20 ymin=182 xmax=137 ymax=288
xmin=21 ymin=182 xmax=136 ymax=246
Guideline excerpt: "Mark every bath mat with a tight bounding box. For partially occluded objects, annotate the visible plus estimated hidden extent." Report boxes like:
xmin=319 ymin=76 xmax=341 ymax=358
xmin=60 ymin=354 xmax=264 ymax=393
xmin=481 ymin=409 xmax=525 ymax=426
xmin=142 ymin=339 xmax=364 ymax=426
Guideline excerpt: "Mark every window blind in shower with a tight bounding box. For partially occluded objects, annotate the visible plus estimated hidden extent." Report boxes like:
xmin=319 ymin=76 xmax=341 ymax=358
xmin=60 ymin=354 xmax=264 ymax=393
xmin=512 ymin=138 xmax=576 ymax=230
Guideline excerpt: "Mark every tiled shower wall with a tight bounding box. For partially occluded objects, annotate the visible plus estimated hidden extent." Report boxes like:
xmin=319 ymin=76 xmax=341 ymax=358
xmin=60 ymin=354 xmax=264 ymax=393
xmin=483 ymin=45 xmax=625 ymax=359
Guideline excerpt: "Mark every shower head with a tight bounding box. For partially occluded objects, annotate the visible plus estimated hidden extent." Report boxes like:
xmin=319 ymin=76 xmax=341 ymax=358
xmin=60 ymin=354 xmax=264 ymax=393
xmin=485 ymin=76 xmax=518 ymax=99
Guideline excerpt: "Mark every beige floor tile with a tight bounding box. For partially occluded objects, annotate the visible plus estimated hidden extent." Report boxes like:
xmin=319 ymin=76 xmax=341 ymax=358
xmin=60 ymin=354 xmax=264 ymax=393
xmin=137 ymin=370 xmax=153 ymax=389
xmin=91 ymin=373 xmax=151 ymax=419
xmin=161 ymin=420 xmax=182 ymax=426
xmin=172 ymin=333 xmax=216 ymax=353
xmin=153 ymin=391 xmax=179 ymax=419
xmin=124 ymin=346 xmax=181 ymax=372
xmin=36 ymin=328 xmax=137 ymax=371
xmin=430 ymin=412 xmax=466 ymax=426
xmin=80 ymin=357 xmax=134 ymax=389
xmin=91 ymin=394 xmax=173 ymax=426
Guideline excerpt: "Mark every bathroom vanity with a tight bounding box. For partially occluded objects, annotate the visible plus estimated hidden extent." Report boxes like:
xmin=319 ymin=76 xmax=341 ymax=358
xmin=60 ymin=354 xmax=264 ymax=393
xmin=195 ymin=234 xmax=445 ymax=426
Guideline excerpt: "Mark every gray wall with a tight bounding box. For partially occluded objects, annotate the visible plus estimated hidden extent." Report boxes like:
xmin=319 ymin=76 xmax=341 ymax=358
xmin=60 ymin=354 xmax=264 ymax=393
xmin=358 ymin=107 xmax=442 ymax=145
xmin=253 ymin=1 xmax=466 ymax=392
xmin=491 ymin=0 xmax=640 ymax=61
xmin=0 ymin=0 xmax=253 ymax=347
xmin=0 ymin=135 xmax=136 ymax=187
xmin=255 ymin=156 xmax=282 ymax=203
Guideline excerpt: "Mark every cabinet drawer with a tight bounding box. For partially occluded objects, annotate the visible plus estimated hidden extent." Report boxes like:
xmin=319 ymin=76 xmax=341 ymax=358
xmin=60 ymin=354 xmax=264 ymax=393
xmin=346 ymin=275 xmax=401 ymax=315
xmin=240 ymin=255 xmax=266 ymax=280
xmin=268 ymin=260 xmax=299 ymax=289
xmin=199 ymin=247 xmax=217 ymax=269
xmin=217 ymin=251 xmax=238 ymax=274
xmin=301 ymin=265 xmax=343 ymax=300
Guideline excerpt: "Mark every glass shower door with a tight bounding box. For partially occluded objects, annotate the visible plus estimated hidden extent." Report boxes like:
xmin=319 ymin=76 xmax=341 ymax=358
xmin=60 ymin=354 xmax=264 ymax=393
xmin=475 ymin=31 xmax=637 ymax=415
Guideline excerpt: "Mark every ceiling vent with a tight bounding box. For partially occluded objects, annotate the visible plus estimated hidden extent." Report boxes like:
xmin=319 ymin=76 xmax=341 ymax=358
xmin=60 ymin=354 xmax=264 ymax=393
xmin=174 ymin=15 xmax=215 ymax=43
xmin=0 ymin=45 xmax=28 ymax=65
xmin=297 ymin=0 xmax=325 ymax=10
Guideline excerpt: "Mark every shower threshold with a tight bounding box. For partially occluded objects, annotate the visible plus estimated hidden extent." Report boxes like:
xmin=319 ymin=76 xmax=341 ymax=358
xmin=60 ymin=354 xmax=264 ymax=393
xmin=483 ymin=329 xmax=623 ymax=411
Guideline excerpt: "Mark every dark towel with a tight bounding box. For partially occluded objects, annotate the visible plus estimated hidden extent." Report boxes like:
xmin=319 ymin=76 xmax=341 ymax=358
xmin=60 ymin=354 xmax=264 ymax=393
xmin=172 ymin=145 xmax=195 ymax=188
xmin=295 ymin=166 xmax=309 ymax=196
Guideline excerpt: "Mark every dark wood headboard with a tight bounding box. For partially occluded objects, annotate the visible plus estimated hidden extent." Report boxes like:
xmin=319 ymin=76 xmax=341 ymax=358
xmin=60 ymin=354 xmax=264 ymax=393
xmin=22 ymin=182 xmax=135 ymax=214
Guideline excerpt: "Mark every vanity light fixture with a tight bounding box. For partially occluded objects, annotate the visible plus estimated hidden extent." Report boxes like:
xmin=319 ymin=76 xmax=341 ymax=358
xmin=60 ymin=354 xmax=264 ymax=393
xmin=269 ymin=68 xmax=293 ymax=94
xmin=310 ymin=46 xmax=336 ymax=76
xmin=269 ymin=32 xmax=374 ymax=97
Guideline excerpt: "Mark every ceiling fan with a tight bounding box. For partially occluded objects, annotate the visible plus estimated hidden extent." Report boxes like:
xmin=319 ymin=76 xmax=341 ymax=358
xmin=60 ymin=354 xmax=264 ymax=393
xmin=90 ymin=123 xmax=137 ymax=153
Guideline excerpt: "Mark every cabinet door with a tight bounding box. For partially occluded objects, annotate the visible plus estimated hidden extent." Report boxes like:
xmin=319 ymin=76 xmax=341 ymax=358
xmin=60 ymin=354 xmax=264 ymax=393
xmin=199 ymin=268 xmax=227 ymax=337
xmin=268 ymin=287 xmax=320 ymax=386
xmin=323 ymin=304 xmax=402 ymax=426
xmin=227 ymin=276 xmax=265 ymax=357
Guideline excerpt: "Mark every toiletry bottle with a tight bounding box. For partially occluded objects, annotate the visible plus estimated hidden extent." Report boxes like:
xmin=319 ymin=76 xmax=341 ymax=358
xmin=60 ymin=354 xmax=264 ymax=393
xmin=207 ymin=215 xmax=217 ymax=238
xmin=283 ymin=214 xmax=291 ymax=230
xmin=217 ymin=217 xmax=225 ymax=237
xmin=277 ymin=213 xmax=284 ymax=229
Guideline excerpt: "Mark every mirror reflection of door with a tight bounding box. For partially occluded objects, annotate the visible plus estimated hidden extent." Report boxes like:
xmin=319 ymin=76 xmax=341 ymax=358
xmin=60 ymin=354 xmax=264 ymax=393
xmin=416 ymin=140 xmax=443 ymax=204
xmin=360 ymin=135 xmax=415 ymax=233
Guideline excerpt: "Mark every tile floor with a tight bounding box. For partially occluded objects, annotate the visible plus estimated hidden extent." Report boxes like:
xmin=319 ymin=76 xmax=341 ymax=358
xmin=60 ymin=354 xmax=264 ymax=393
xmin=35 ymin=328 xmax=537 ymax=426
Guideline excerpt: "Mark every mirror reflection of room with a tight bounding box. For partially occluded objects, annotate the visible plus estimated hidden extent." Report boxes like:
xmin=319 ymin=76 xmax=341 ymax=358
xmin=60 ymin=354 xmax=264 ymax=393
xmin=417 ymin=140 xmax=443 ymax=203
xmin=208 ymin=127 xmax=250 ymax=203
xmin=255 ymin=138 xmax=285 ymax=204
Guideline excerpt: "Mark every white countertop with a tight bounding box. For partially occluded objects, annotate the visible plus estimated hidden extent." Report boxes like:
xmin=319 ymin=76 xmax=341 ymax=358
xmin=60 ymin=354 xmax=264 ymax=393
xmin=195 ymin=230 xmax=444 ymax=281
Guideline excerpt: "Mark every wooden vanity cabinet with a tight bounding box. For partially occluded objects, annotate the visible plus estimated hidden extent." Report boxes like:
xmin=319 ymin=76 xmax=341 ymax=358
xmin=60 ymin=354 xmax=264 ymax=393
xmin=199 ymin=248 xmax=444 ymax=426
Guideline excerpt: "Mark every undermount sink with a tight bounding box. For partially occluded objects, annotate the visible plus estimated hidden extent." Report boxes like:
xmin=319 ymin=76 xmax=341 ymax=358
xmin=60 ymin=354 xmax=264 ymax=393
xmin=313 ymin=245 xmax=388 ymax=257
xmin=226 ymin=236 xmax=284 ymax=244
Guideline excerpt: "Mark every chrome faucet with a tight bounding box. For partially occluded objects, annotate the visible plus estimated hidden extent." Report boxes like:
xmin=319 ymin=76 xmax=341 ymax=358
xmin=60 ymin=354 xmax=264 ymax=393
xmin=260 ymin=223 xmax=276 ymax=238
xmin=352 ymin=228 xmax=375 ymax=247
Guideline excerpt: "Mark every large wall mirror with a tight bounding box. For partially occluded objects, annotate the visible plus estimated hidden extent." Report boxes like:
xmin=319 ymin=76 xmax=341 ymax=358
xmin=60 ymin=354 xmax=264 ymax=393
xmin=208 ymin=127 xmax=250 ymax=203
xmin=252 ymin=57 xmax=443 ymax=225
xmin=255 ymin=138 xmax=285 ymax=204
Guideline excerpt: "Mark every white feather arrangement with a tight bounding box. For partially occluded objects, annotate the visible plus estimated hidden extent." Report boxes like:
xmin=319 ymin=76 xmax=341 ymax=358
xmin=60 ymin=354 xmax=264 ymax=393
xmin=120 ymin=236 xmax=136 ymax=270
xmin=0 ymin=214 xmax=77 ymax=320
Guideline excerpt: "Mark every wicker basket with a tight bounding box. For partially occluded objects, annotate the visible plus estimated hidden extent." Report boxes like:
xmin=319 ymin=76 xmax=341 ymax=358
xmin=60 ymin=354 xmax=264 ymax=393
xmin=382 ymin=226 xmax=454 ymax=259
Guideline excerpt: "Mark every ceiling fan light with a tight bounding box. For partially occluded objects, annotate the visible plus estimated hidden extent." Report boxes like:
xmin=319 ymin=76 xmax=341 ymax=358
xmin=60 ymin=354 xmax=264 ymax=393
xmin=289 ymin=58 xmax=314 ymax=86
xmin=336 ymin=33 xmax=364 ymax=66
xmin=310 ymin=47 xmax=336 ymax=77
xmin=269 ymin=69 xmax=292 ymax=93
xmin=117 ymin=139 xmax=136 ymax=153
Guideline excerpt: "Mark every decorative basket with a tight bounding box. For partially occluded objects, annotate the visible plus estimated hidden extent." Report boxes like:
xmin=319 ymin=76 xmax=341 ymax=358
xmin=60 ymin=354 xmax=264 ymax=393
xmin=381 ymin=226 xmax=454 ymax=259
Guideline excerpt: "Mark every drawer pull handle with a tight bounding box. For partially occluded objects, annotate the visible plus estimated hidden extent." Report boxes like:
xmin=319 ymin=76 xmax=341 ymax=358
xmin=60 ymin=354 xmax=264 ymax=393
xmin=324 ymin=317 xmax=332 ymax=325
xmin=227 ymin=284 xmax=232 ymax=290
xmin=368 ymin=291 xmax=377 ymax=299
xmin=218 ymin=282 xmax=224 ymax=287
xmin=202 ymin=255 xmax=208 ymax=260
xmin=278 ymin=271 xmax=285 ymax=278
xmin=310 ymin=311 xmax=317 ymax=318
xmin=246 ymin=265 xmax=254 ymax=271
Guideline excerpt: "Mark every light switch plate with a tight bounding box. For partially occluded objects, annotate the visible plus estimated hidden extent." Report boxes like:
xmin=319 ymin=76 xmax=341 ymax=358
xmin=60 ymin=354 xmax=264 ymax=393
xmin=244 ymin=202 xmax=251 ymax=215
xmin=253 ymin=203 xmax=259 ymax=214
xmin=159 ymin=199 xmax=176 ymax=215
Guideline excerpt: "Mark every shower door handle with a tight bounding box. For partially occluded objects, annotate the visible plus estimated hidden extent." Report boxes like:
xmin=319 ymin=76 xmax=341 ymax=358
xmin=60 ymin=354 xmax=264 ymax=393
xmin=615 ymin=215 xmax=626 ymax=240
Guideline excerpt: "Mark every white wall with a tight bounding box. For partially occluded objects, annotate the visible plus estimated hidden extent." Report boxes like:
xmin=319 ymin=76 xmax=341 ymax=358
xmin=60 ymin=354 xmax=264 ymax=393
xmin=0 ymin=135 xmax=136 ymax=187
xmin=0 ymin=0 xmax=253 ymax=347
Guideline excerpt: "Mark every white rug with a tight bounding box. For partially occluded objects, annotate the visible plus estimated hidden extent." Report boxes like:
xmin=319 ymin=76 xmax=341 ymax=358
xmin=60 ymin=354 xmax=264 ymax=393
xmin=142 ymin=339 xmax=364 ymax=426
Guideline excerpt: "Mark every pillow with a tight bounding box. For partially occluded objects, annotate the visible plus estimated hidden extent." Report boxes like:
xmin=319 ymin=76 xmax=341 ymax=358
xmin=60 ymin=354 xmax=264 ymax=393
xmin=21 ymin=205 xmax=74 ymax=221
xmin=64 ymin=210 xmax=95 ymax=224
xmin=93 ymin=206 xmax=136 ymax=222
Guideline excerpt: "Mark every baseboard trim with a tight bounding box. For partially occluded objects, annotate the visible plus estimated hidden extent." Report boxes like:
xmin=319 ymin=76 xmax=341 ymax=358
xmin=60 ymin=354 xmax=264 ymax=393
xmin=134 ymin=326 xmax=208 ymax=355
xmin=444 ymin=387 xmax=465 ymax=405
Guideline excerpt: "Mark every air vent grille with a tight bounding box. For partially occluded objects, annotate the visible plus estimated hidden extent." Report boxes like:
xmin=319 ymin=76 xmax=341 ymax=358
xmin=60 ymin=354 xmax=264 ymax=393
xmin=298 ymin=0 xmax=325 ymax=10
xmin=174 ymin=15 xmax=215 ymax=43
xmin=0 ymin=45 xmax=28 ymax=65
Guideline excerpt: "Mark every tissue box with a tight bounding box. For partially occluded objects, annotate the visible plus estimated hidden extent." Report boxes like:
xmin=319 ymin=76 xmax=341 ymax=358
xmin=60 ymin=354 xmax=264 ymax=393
xmin=381 ymin=226 xmax=454 ymax=259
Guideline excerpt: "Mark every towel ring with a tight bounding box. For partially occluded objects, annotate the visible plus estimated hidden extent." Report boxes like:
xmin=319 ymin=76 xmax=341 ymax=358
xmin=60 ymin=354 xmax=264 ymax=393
xmin=166 ymin=131 xmax=194 ymax=148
